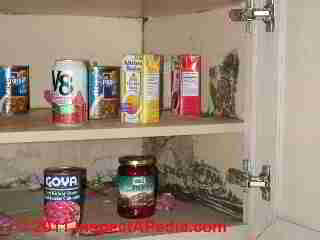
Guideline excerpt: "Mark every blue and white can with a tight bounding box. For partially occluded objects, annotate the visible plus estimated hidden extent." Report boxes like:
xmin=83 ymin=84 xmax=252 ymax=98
xmin=0 ymin=65 xmax=29 ymax=115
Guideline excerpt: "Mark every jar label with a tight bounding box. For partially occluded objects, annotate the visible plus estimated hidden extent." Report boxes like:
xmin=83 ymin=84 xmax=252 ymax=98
xmin=118 ymin=176 xmax=155 ymax=207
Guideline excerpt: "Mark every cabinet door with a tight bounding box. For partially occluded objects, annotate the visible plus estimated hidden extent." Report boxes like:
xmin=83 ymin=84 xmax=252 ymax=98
xmin=279 ymin=0 xmax=320 ymax=236
xmin=247 ymin=0 xmax=282 ymax=238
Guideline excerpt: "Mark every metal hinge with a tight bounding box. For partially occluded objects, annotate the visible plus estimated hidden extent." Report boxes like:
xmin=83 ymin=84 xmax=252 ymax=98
xmin=229 ymin=0 xmax=275 ymax=33
xmin=242 ymin=160 xmax=271 ymax=201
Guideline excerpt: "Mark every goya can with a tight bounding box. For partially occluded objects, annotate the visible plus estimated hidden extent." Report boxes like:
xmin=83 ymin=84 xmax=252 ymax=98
xmin=51 ymin=59 xmax=88 ymax=126
xmin=0 ymin=65 xmax=29 ymax=115
xmin=117 ymin=155 xmax=157 ymax=219
xmin=89 ymin=65 xmax=120 ymax=119
xmin=44 ymin=167 xmax=86 ymax=232
xmin=120 ymin=55 xmax=143 ymax=124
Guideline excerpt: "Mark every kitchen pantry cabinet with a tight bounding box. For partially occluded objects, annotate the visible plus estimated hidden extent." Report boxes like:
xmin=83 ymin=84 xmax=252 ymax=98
xmin=0 ymin=0 xmax=292 ymax=239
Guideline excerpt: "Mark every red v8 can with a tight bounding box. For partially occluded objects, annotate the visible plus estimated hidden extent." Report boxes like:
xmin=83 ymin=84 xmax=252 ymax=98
xmin=44 ymin=167 xmax=86 ymax=232
xmin=51 ymin=59 xmax=88 ymax=126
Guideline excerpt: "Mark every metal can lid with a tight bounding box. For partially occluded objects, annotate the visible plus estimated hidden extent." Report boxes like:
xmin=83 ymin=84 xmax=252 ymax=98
xmin=44 ymin=166 xmax=86 ymax=175
xmin=54 ymin=59 xmax=87 ymax=64
xmin=90 ymin=65 xmax=120 ymax=71
xmin=119 ymin=155 xmax=156 ymax=166
xmin=0 ymin=65 xmax=29 ymax=69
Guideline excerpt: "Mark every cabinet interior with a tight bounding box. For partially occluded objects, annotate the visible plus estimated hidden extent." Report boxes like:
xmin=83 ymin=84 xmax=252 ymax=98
xmin=0 ymin=1 xmax=249 ymax=238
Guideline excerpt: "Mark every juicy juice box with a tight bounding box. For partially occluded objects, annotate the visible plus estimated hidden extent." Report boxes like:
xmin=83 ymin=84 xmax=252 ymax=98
xmin=120 ymin=55 xmax=143 ymax=123
xmin=180 ymin=55 xmax=201 ymax=117
xmin=141 ymin=55 xmax=161 ymax=123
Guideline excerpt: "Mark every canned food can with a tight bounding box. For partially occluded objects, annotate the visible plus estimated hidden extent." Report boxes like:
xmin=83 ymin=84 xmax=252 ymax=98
xmin=0 ymin=65 xmax=29 ymax=115
xmin=89 ymin=65 xmax=120 ymax=119
xmin=44 ymin=167 xmax=86 ymax=233
xmin=120 ymin=55 xmax=143 ymax=124
xmin=51 ymin=59 xmax=88 ymax=126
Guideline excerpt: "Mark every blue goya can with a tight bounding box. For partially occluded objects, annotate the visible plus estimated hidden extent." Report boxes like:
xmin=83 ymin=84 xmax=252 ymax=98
xmin=0 ymin=65 xmax=30 ymax=115
xmin=44 ymin=167 xmax=86 ymax=232
xmin=89 ymin=65 xmax=120 ymax=119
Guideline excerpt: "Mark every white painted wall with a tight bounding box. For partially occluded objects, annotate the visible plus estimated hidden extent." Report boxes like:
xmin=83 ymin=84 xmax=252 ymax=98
xmin=280 ymin=0 xmax=320 ymax=233
xmin=0 ymin=14 xmax=142 ymax=108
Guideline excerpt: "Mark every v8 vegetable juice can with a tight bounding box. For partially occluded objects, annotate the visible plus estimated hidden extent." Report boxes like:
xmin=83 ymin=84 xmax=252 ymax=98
xmin=51 ymin=59 xmax=88 ymax=126
xmin=44 ymin=167 xmax=86 ymax=232
xmin=0 ymin=65 xmax=29 ymax=115
xmin=120 ymin=55 xmax=143 ymax=124
xmin=89 ymin=65 xmax=120 ymax=119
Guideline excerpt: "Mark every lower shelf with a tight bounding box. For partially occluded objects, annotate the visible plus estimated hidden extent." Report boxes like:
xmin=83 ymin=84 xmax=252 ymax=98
xmin=0 ymin=190 xmax=242 ymax=239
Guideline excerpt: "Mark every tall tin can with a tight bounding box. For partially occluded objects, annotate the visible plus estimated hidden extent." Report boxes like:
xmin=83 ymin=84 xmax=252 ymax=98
xmin=120 ymin=55 xmax=143 ymax=124
xmin=0 ymin=65 xmax=29 ymax=115
xmin=44 ymin=167 xmax=86 ymax=233
xmin=89 ymin=65 xmax=120 ymax=119
xmin=51 ymin=59 xmax=88 ymax=126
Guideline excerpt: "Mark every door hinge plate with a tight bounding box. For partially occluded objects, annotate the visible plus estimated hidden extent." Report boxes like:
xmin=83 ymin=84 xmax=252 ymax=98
xmin=229 ymin=0 xmax=275 ymax=33
xmin=248 ymin=165 xmax=271 ymax=201
xmin=241 ymin=161 xmax=271 ymax=201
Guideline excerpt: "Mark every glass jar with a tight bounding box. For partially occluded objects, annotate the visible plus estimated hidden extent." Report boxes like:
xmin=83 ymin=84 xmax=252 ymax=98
xmin=117 ymin=155 xmax=157 ymax=219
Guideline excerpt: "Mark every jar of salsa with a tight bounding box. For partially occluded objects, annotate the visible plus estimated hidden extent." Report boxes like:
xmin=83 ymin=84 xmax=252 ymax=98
xmin=117 ymin=155 xmax=157 ymax=218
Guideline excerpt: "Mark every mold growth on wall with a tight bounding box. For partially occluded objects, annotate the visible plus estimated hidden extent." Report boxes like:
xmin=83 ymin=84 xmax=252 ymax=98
xmin=143 ymin=135 xmax=246 ymax=220
xmin=206 ymin=50 xmax=240 ymax=119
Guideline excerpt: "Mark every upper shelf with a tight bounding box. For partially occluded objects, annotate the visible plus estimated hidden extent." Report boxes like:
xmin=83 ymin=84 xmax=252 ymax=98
xmin=0 ymin=109 xmax=244 ymax=144
xmin=0 ymin=0 xmax=242 ymax=18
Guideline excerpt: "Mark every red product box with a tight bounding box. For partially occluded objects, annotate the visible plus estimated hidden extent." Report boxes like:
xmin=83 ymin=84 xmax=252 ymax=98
xmin=179 ymin=55 xmax=201 ymax=117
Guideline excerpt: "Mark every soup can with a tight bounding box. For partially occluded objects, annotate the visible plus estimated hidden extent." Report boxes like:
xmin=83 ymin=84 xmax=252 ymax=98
xmin=44 ymin=167 xmax=86 ymax=233
xmin=89 ymin=65 xmax=120 ymax=119
xmin=51 ymin=59 xmax=88 ymax=126
xmin=0 ymin=65 xmax=29 ymax=115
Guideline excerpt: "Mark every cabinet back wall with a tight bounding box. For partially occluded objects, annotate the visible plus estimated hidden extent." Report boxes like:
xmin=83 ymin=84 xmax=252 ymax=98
xmin=0 ymin=15 xmax=142 ymax=108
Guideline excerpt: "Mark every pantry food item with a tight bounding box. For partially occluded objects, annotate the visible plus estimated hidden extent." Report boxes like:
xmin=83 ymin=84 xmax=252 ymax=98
xmin=117 ymin=155 xmax=157 ymax=218
xmin=44 ymin=167 xmax=86 ymax=232
xmin=141 ymin=55 xmax=161 ymax=123
xmin=89 ymin=65 xmax=120 ymax=119
xmin=0 ymin=65 xmax=29 ymax=115
xmin=180 ymin=55 xmax=201 ymax=117
xmin=120 ymin=55 xmax=143 ymax=123
xmin=51 ymin=59 xmax=88 ymax=126
xmin=170 ymin=56 xmax=181 ymax=114
xmin=0 ymin=213 xmax=15 ymax=236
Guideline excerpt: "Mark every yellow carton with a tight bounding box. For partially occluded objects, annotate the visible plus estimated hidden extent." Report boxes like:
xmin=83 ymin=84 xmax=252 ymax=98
xmin=141 ymin=55 xmax=161 ymax=123
xmin=120 ymin=55 xmax=143 ymax=124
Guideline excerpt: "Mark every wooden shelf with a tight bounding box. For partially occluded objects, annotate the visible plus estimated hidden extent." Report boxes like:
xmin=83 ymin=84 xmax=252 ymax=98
xmin=0 ymin=109 xmax=244 ymax=144
xmin=0 ymin=190 xmax=241 ymax=239
xmin=0 ymin=0 xmax=241 ymax=18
